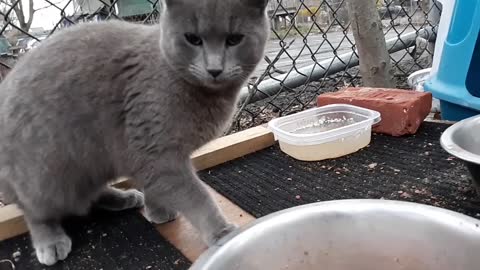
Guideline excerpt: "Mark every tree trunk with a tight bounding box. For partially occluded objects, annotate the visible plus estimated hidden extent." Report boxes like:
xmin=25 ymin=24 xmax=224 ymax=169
xmin=346 ymin=0 xmax=394 ymax=88
xmin=9 ymin=0 xmax=35 ymax=33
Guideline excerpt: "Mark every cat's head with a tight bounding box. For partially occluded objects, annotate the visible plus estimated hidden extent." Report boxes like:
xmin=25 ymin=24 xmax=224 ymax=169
xmin=159 ymin=0 xmax=269 ymax=90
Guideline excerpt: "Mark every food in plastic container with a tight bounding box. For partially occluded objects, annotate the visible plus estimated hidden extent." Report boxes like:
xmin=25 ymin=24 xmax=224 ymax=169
xmin=268 ymin=104 xmax=381 ymax=161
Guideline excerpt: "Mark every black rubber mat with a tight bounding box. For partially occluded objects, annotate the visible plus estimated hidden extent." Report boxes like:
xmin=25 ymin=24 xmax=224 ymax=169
xmin=200 ymin=122 xmax=480 ymax=218
xmin=0 ymin=210 xmax=190 ymax=270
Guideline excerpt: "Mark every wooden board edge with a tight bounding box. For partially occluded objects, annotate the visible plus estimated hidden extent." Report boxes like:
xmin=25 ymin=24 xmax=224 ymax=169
xmin=425 ymin=118 xmax=457 ymax=124
xmin=0 ymin=204 xmax=26 ymax=241
xmin=192 ymin=125 xmax=274 ymax=170
xmin=0 ymin=125 xmax=274 ymax=243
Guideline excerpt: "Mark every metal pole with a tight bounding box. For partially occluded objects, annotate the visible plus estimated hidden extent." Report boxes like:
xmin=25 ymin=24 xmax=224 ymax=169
xmin=239 ymin=27 xmax=436 ymax=104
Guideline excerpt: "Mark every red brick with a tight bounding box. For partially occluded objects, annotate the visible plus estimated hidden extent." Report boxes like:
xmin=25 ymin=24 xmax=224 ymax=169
xmin=317 ymin=87 xmax=432 ymax=136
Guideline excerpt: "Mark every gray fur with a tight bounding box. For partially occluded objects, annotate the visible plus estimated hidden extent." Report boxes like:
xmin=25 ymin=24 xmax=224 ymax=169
xmin=0 ymin=0 xmax=269 ymax=265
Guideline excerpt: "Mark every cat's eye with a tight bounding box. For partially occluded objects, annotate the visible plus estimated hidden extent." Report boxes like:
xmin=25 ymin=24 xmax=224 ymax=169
xmin=185 ymin=33 xmax=203 ymax=46
xmin=226 ymin=34 xmax=244 ymax=47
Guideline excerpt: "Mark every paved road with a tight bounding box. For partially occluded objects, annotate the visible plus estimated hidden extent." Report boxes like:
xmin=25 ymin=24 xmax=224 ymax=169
xmin=251 ymin=26 xmax=416 ymax=80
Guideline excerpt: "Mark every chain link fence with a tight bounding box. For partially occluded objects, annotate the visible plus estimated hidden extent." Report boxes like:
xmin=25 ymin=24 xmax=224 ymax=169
xmin=0 ymin=0 xmax=441 ymax=133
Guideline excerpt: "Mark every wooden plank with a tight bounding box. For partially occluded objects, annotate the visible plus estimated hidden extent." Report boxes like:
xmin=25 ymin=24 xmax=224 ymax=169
xmin=0 ymin=125 xmax=273 ymax=250
xmin=425 ymin=118 xmax=457 ymax=125
xmin=192 ymin=126 xmax=274 ymax=170
xmin=0 ymin=205 xmax=25 ymax=241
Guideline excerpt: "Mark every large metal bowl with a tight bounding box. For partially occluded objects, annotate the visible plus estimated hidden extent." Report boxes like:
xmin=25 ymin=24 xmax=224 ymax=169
xmin=440 ymin=115 xmax=480 ymax=193
xmin=190 ymin=200 xmax=480 ymax=270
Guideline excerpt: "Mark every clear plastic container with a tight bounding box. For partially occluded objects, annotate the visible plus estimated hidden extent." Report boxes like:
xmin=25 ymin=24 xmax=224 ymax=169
xmin=268 ymin=104 xmax=381 ymax=161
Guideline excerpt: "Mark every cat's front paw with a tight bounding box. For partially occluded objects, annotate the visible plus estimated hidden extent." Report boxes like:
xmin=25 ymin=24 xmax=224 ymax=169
xmin=127 ymin=189 xmax=145 ymax=209
xmin=205 ymin=223 xmax=238 ymax=246
xmin=145 ymin=207 xmax=179 ymax=224
xmin=34 ymin=234 xmax=72 ymax=266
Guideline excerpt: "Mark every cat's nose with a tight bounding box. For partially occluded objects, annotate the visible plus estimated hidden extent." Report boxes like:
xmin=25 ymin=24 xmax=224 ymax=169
xmin=208 ymin=69 xmax=223 ymax=78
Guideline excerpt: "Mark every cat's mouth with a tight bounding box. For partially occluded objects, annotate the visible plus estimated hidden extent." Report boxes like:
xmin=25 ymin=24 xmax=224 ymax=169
xmin=203 ymin=80 xmax=225 ymax=89
xmin=202 ymin=77 xmax=231 ymax=89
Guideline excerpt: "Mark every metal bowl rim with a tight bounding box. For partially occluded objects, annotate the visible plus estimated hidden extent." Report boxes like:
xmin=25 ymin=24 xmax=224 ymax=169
xmin=190 ymin=199 xmax=480 ymax=269
xmin=440 ymin=115 xmax=480 ymax=165
xmin=407 ymin=67 xmax=432 ymax=88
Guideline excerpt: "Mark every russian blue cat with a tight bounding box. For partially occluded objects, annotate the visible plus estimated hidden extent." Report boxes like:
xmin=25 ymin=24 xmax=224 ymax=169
xmin=0 ymin=0 xmax=269 ymax=265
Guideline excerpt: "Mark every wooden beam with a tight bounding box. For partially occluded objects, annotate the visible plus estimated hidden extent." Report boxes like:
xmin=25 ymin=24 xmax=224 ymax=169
xmin=192 ymin=125 xmax=274 ymax=170
xmin=425 ymin=118 xmax=456 ymax=125
xmin=0 ymin=125 xmax=274 ymax=248
xmin=0 ymin=205 xmax=25 ymax=241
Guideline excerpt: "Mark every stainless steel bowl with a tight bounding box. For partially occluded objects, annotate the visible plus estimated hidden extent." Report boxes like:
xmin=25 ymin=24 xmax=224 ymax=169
xmin=190 ymin=200 xmax=480 ymax=270
xmin=441 ymin=115 xmax=480 ymax=193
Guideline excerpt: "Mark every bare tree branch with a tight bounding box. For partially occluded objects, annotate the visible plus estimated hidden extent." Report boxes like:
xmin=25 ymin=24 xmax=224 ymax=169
xmin=0 ymin=0 xmax=65 ymax=32
xmin=33 ymin=0 xmax=64 ymax=12
xmin=23 ymin=0 xmax=33 ymax=31
xmin=0 ymin=0 xmax=14 ymax=8
xmin=13 ymin=1 xmax=27 ymax=31
xmin=12 ymin=2 xmax=23 ymax=25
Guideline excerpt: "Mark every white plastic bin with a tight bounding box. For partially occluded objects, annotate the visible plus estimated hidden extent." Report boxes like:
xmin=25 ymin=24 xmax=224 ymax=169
xmin=268 ymin=104 xmax=381 ymax=161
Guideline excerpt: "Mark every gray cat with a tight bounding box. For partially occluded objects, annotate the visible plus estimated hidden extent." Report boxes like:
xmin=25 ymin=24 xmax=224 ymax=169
xmin=0 ymin=0 xmax=269 ymax=265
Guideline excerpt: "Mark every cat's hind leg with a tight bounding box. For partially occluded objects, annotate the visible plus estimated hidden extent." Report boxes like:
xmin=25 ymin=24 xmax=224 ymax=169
xmin=25 ymin=217 xmax=72 ymax=266
xmin=94 ymin=186 xmax=144 ymax=211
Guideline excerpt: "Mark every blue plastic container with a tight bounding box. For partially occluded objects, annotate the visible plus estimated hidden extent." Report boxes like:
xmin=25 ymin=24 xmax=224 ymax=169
xmin=424 ymin=0 xmax=480 ymax=121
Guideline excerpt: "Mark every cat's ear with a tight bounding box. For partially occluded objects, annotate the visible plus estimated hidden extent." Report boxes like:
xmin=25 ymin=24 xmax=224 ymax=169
xmin=244 ymin=0 xmax=268 ymax=11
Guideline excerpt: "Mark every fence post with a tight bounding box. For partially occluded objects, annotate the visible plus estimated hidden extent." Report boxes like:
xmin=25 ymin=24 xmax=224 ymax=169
xmin=346 ymin=0 xmax=394 ymax=88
